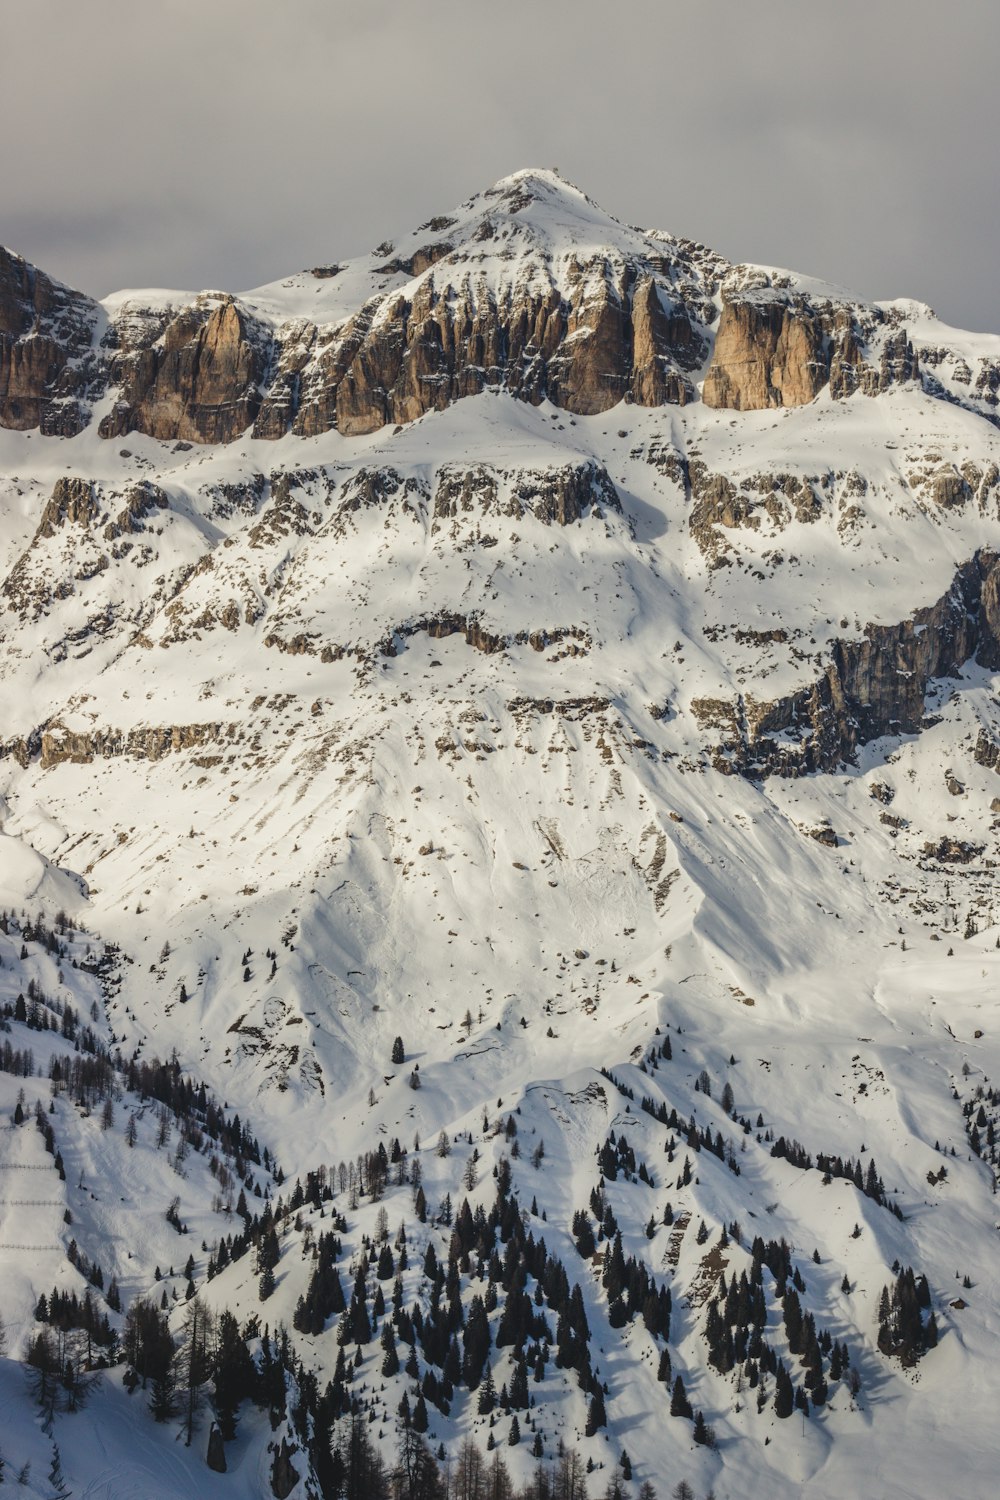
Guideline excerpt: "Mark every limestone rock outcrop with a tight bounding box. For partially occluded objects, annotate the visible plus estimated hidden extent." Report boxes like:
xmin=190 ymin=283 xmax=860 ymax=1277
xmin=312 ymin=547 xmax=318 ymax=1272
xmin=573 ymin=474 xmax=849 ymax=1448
xmin=694 ymin=551 xmax=1000 ymax=776
xmin=0 ymin=247 xmax=100 ymax=435
xmin=0 ymin=175 xmax=982 ymax=448
xmin=103 ymin=481 xmax=170 ymax=540
xmin=37 ymin=477 xmax=98 ymax=538
xmin=100 ymin=295 xmax=270 ymax=443
xmin=267 ymin=258 xmax=705 ymax=440
xmin=703 ymin=294 xmax=829 ymax=410
xmin=431 ymin=459 xmax=620 ymax=528
xmin=38 ymin=721 xmax=237 ymax=769
xmin=630 ymin=276 xmax=695 ymax=406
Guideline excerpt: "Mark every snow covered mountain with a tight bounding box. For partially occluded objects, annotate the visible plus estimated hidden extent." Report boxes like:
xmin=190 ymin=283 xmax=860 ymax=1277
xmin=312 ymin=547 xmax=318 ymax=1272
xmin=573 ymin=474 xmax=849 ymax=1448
xmin=1 ymin=168 xmax=1000 ymax=1499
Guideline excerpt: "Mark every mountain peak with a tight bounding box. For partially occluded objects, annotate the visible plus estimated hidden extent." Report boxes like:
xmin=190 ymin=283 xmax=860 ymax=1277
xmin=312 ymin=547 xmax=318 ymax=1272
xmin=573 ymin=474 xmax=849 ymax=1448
xmin=480 ymin=165 xmax=593 ymax=205
xmin=465 ymin=165 xmax=624 ymax=241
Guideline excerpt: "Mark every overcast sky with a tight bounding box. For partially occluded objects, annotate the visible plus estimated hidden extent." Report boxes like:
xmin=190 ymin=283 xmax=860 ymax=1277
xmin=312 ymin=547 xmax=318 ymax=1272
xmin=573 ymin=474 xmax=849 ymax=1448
xmin=5 ymin=0 xmax=998 ymax=330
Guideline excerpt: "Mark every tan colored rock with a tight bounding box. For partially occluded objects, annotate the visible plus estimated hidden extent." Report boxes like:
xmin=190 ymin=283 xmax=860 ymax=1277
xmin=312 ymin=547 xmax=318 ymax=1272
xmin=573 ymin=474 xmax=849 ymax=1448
xmin=287 ymin=261 xmax=702 ymax=441
xmin=829 ymin=314 xmax=868 ymax=399
xmin=703 ymin=296 xmax=829 ymax=410
xmin=40 ymin=719 xmax=235 ymax=769
xmin=630 ymin=277 xmax=694 ymax=406
xmin=94 ymin=245 xmax=708 ymax=447
xmin=879 ymin=328 xmax=918 ymax=390
xmin=101 ymin=296 xmax=269 ymax=443
xmin=547 ymin=263 xmax=628 ymax=415
xmin=931 ymin=466 xmax=971 ymax=508
xmin=336 ymin=294 xmax=409 ymax=435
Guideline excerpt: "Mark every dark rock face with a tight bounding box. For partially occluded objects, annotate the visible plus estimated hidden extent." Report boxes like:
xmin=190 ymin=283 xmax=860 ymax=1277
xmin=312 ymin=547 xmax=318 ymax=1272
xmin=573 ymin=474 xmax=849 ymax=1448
xmin=431 ymin=459 xmax=621 ymax=528
xmin=323 ymin=457 xmax=620 ymax=534
xmin=974 ymin=731 xmax=1000 ymax=770
xmin=103 ymin=481 xmax=170 ymax=541
xmin=693 ymin=551 xmax=1000 ymax=777
xmin=37 ymin=478 xmax=98 ymax=538
xmin=270 ymin=1438 xmax=299 ymax=1499
xmin=922 ymin=838 xmax=984 ymax=864
xmin=99 ymin=296 xmax=271 ymax=443
xmin=0 ymin=247 xmax=100 ymax=435
xmin=830 ymin=319 xmax=919 ymax=399
xmin=379 ymin=616 xmax=590 ymax=661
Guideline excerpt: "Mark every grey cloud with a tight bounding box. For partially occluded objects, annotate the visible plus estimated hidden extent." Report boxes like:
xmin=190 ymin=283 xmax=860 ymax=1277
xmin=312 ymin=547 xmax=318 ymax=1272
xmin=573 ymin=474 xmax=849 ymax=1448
xmin=3 ymin=0 xmax=998 ymax=331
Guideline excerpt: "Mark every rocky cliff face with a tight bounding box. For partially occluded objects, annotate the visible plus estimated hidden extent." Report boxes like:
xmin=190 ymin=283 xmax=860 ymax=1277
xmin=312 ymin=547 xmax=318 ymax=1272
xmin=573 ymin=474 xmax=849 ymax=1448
xmin=0 ymin=720 xmax=239 ymax=770
xmin=702 ymin=294 xmax=829 ymax=410
xmin=694 ymin=552 xmax=1000 ymax=776
xmin=3 ymin=172 xmax=1000 ymax=1500
xmin=99 ymin=294 xmax=270 ymax=443
xmin=701 ymin=289 xmax=925 ymax=413
xmin=0 ymin=246 xmax=101 ymax=434
xmin=37 ymin=477 xmax=98 ymax=538
xmin=430 ymin=458 xmax=620 ymax=528
xmin=267 ymin=258 xmax=704 ymax=440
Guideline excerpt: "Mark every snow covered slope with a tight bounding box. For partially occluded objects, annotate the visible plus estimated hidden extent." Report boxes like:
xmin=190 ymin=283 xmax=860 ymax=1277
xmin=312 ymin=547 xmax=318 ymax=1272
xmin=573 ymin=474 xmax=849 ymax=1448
xmin=1 ymin=170 xmax=999 ymax=1499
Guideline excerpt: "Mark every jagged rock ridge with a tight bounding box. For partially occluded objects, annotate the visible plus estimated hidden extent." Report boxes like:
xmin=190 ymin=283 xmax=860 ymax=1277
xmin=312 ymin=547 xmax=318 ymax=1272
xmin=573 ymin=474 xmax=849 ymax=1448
xmin=5 ymin=169 xmax=1000 ymax=451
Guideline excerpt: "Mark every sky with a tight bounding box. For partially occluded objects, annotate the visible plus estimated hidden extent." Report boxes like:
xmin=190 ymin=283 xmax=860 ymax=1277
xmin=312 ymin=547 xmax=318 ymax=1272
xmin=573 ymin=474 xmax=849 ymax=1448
xmin=4 ymin=0 xmax=999 ymax=331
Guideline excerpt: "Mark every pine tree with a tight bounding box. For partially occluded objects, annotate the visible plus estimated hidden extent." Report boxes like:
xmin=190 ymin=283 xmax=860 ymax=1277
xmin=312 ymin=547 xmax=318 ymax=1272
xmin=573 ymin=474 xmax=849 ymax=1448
xmin=25 ymin=1329 xmax=60 ymax=1424
xmin=212 ymin=1309 xmax=255 ymax=1441
xmin=177 ymin=1297 xmax=214 ymax=1446
xmin=585 ymin=1388 xmax=607 ymax=1434
xmin=381 ymin=1322 xmax=400 ymax=1377
xmin=670 ymin=1374 xmax=692 ymax=1419
xmin=392 ymin=1036 xmax=405 ymax=1065
xmin=774 ymin=1365 xmax=794 ymax=1419
xmin=478 ymin=1363 xmax=498 ymax=1414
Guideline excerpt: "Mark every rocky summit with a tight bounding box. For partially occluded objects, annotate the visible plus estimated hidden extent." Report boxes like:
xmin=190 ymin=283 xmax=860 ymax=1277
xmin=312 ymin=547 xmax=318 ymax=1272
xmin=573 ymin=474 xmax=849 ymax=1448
xmin=1 ymin=169 xmax=1000 ymax=1500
